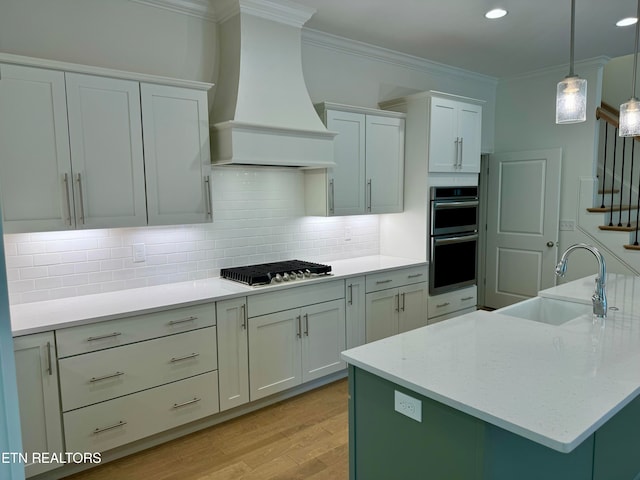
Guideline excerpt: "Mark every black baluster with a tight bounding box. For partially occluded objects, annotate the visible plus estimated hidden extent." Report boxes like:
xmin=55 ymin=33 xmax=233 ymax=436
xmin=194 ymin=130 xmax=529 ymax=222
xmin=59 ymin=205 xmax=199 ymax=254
xmin=628 ymin=140 xmax=635 ymax=228
xmin=610 ymin=128 xmax=618 ymax=227
xmin=601 ymin=124 xmax=609 ymax=208
xmin=619 ymin=138 xmax=626 ymax=226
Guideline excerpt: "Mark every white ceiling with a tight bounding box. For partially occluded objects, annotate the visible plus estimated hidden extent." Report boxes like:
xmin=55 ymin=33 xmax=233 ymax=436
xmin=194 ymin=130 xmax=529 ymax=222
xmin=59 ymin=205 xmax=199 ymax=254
xmin=291 ymin=0 xmax=638 ymax=78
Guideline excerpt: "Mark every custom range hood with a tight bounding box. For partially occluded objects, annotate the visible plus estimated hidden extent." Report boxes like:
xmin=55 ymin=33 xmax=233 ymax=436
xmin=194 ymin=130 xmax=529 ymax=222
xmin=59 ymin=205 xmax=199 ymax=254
xmin=210 ymin=0 xmax=336 ymax=168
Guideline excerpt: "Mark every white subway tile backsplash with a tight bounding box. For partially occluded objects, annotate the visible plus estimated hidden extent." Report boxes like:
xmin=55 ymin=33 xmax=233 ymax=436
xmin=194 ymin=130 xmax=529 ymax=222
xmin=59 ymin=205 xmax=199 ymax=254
xmin=5 ymin=166 xmax=380 ymax=304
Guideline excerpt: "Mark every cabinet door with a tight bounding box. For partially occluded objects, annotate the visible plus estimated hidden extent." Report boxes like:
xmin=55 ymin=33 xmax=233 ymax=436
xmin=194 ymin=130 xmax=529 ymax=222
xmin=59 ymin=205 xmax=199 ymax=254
xmin=458 ymin=103 xmax=482 ymax=173
xmin=326 ymin=110 xmax=367 ymax=216
xmin=366 ymin=115 xmax=405 ymax=214
xmin=301 ymin=299 xmax=346 ymax=382
xmin=365 ymin=289 xmax=399 ymax=343
xmin=141 ymin=84 xmax=211 ymax=225
xmin=0 ymin=64 xmax=73 ymax=233
xmin=216 ymin=297 xmax=249 ymax=411
xmin=248 ymin=308 xmax=302 ymax=401
xmin=346 ymin=276 xmax=366 ymax=349
xmin=65 ymin=73 xmax=147 ymax=229
xmin=398 ymin=282 xmax=428 ymax=334
xmin=13 ymin=332 xmax=64 ymax=477
xmin=428 ymin=97 xmax=458 ymax=173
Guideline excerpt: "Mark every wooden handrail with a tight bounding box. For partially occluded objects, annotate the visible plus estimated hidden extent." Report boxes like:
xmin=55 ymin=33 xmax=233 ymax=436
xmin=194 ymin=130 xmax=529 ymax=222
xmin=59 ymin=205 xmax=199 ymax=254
xmin=596 ymin=103 xmax=640 ymax=141
xmin=601 ymin=101 xmax=619 ymax=117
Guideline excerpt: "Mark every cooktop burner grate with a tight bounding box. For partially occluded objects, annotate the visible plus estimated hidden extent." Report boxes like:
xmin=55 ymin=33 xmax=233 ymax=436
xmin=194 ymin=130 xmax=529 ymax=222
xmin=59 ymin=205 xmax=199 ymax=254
xmin=220 ymin=260 xmax=332 ymax=286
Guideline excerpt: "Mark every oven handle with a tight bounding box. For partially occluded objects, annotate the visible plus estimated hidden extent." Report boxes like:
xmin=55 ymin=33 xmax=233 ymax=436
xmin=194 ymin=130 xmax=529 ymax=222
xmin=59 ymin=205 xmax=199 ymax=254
xmin=433 ymin=200 xmax=479 ymax=209
xmin=433 ymin=233 xmax=479 ymax=246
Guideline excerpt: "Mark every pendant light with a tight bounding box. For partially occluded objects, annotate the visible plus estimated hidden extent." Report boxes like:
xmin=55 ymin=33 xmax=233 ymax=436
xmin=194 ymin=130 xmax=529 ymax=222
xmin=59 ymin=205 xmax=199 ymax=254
xmin=556 ymin=0 xmax=587 ymax=124
xmin=620 ymin=0 xmax=640 ymax=137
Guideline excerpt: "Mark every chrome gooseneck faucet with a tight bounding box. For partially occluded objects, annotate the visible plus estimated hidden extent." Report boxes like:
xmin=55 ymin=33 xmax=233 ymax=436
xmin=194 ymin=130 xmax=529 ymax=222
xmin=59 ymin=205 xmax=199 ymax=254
xmin=555 ymin=243 xmax=607 ymax=318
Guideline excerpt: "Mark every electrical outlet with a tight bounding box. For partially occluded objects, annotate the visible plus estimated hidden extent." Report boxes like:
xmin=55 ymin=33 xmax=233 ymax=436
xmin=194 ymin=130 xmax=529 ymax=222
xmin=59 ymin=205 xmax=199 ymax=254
xmin=559 ymin=220 xmax=576 ymax=231
xmin=133 ymin=243 xmax=146 ymax=263
xmin=394 ymin=390 xmax=422 ymax=422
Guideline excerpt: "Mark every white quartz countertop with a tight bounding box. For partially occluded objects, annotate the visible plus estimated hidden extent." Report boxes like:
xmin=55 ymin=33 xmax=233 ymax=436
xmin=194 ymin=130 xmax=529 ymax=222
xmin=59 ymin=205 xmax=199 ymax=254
xmin=342 ymin=274 xmax=640 ymax=454
xmin=10 ymin=255 xmax=425 ymax=336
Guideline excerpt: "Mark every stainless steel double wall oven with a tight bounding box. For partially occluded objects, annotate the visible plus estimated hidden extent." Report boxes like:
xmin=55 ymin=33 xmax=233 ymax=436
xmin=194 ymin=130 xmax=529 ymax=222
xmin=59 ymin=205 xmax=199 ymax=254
xmin=429 ymin=186 xmax=479 ymax=295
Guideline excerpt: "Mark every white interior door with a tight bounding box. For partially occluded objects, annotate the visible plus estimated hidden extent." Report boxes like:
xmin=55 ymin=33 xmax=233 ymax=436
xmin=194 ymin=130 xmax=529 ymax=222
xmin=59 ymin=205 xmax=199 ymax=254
xmin=484 ymin=149 xmax=561 ymax=309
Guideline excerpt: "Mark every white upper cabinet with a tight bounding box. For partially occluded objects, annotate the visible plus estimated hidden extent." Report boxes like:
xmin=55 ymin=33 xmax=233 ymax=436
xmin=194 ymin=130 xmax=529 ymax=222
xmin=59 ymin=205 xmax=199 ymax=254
xmin=141 ymin=84 xmax=212 ymax=226
xmin=428 ymin=96 xmax=482 ymax=173
xmin=0 ymin=64 xmax=73 ymax=233
xmin=305 ymin=103 xmax=405 ymax=216
xmin=65 ymin=73 xmax=147 ymax=229
xmin=0 ymin=55 xmax=213 ymax=233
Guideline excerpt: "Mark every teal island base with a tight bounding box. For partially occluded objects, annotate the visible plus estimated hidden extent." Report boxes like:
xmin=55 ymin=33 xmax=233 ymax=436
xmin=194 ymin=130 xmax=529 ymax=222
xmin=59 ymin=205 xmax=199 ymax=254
xmin=348 ymin=366 xmax=640 ymax=480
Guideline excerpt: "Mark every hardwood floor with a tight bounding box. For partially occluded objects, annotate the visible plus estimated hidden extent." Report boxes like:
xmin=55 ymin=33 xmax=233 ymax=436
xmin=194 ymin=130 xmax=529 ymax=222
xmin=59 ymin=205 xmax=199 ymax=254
xmin=64 ymin=379 xmax=349 ymax=480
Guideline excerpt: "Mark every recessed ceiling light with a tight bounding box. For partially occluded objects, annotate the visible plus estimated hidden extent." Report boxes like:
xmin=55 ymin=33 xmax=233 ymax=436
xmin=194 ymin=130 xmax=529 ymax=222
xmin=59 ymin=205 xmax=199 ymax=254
xmin=485 ymin=8 xmax=508 ymax=19
xmin=617 ymin=17 xmax=638 ymax=27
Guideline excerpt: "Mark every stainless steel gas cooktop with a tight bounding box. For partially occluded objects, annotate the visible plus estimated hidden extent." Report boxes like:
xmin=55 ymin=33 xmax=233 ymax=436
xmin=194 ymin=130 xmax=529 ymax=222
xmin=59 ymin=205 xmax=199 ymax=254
xmin=220 ymin=260 xmax=332 ymax=286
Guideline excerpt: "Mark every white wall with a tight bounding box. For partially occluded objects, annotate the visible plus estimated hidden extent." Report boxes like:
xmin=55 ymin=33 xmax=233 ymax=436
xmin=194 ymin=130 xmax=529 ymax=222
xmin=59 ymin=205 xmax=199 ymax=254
xmin=494 ymin=58 xmax=636 ymax=281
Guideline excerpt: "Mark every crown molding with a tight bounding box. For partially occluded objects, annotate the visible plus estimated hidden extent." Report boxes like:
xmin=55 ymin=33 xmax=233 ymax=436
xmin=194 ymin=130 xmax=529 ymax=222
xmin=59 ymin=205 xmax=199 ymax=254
xmin=214 ymin=0 xmax=315 ymax=27
xmin=301 ymin=28 xmax=498 ymax=87
xmin=129 ymin=0 xmax=215 ymax=21
xmin=499 ymin=56 xmax=611 ymax=83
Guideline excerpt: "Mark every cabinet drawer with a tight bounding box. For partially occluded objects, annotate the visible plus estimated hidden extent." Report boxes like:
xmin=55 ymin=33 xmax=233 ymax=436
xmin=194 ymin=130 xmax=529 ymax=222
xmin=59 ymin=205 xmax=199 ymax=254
xmin=63 ymin=371 xmax=219 ymax=453
xmin=59 ymin=327 xmax=217 ymax=411
xmin=248 ymin=280 xmax=344 ymax=318
xmin=366 ymin=266 xmax=427 ymax=293
xmin=56 ymin=302 xmax=216 ymax=358
xmin=428 ymin=285 xmax=477 ymax=318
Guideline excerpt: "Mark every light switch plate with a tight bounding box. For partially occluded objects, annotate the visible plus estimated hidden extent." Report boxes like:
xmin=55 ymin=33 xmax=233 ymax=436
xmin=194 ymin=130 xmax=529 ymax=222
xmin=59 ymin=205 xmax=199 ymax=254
xmin=133 ymin=243 xmax=146 ymax=263
xmin=394 ymin=390 xmax=422 ymax=422
xmin=559 ymin=220 xmax=576 ymax=231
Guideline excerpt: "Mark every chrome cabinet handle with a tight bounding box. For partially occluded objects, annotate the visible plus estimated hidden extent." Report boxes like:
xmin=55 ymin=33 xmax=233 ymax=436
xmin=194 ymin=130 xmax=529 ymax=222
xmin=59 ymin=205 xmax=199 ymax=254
xmin=62 ymin=173 xmax=73 ymax=226
xmin=401 ymin=293 xmax=406 ymax=312
xmin=436 ymin=302 xmax=450 ymax=308
xmin=204 ymin=176 xmax=212 ymax=219
xmin=454 ymin=138 xmax=459 ymax=168
xmin=461 ymin=296 xmax=474 ymax=301
xmin=240 ymin=304 xmax=247 ymax=330
xmin=296 ymin=315 xmax=302 ymax=339
xmin=76 ymin=173 xmax=85 ymax=224
xmin=329 ymin=178 xmax=335 ymax=214
xmin=93 ymin=421 xmax=126 ymax=435
xmin=367 ymin=179 xmax=372 ymax=212
xmin=395 ymin=294 xmax=399 ymax=312
xmin=89 ymin=371 xmax=125 ymax=383
xmin=348 ymin=284 xmax=353 ymax=305
xmin=168 ymin=316 xmax=198 ymax=326
xmin=376 ymin=279 xmax=392 ymax=285
xmin=46 ymin=341 xmax=52 ymax=376
xmin=172 ymin=397 xmax=201 ymax=409
xmin=407 ymin=273 xmax=424 ymax=279
xmin=87 ymin=332 xmax=122 ymax=342
xmin=170 ymin=353 xmax=199 ymax=363
xmin=304 ymin=313 xmax=309 ymax=336
xmin=459 ymin=137 xmax=464 ymax=168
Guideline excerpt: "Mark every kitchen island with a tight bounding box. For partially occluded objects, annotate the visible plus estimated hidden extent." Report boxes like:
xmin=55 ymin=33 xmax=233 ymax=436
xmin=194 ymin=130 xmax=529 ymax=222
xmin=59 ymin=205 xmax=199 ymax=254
xmin=341 ymin=275 xmax=640 ymax=480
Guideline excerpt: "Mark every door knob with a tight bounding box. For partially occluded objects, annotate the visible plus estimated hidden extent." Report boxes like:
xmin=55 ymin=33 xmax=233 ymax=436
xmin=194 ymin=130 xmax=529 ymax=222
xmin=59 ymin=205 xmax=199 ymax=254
xmin=546 ymin=241 xmax=555 ymax=247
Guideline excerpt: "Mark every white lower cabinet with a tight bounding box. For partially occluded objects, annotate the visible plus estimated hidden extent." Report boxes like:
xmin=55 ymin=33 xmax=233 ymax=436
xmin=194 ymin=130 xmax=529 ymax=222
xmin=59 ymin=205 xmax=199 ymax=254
xmin=13 ymin=332 xmax=64 ymax=478
xmin=427 ymin=285 xmax=477 ymax=324
xmin=216 ymin=297 xmax=249 ymax=412
xmin=365 ymin=266 xmax=428 ymax=343
xmin=64 ymin=371 xmax=219 ymax=453
xmin=247 ymin=281 xmax=346 ymax=401
xmin=346 ymin=276 xmax=366 ymax=349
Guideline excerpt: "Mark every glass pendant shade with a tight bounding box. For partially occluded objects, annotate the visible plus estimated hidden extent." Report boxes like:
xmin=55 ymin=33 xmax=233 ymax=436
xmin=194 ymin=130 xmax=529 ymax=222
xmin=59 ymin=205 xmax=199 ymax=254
xmin=555 ymin=75 xmax=587 ymax=124
xmin=620 ymin=97 xmax=640 ymax=137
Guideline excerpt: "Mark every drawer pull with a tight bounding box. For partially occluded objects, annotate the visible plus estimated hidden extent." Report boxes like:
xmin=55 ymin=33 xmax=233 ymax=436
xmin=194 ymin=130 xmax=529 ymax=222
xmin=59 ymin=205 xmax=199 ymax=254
xmin=168 ymin=316 xmax=198 ymax=326
xmin=436 ymin=302 xmax=450 ymax=308
xmin=86 ymin=332 xmax=122 ymax=342
xmin=89 ymin=371 xmax=125 ymax=383
xmin=170 ymin=353 xmax=200 ymax=363
xmin=461 ymin=296 xmax=474 ymax=301
xmin=407 ymin=273 xmax=424 ymax=278
xmin=376 ymin=279 xmax=393 ymax=285
xmin=172 ymin=397 xmax=201 ymax=409
xmin=46 ymin=341 xmax=53 ymax=376
xmin=93 ymin=421 xmax=127 ymax=434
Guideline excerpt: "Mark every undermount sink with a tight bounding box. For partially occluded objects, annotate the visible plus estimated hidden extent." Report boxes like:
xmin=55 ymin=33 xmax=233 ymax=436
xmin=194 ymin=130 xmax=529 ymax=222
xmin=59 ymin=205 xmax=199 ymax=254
xmin=496 ymin=297 xmax=592 ymax=326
